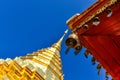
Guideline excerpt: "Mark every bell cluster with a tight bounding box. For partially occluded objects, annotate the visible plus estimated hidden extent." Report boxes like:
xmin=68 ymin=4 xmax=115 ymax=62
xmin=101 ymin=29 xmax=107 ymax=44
xmin=69 ymin=0 xmax=120 ymax=32
xmin=90 ymin=56 xmax=113 ymax=80
xmin=89 ymin=52 xmax=113 ymax=80
xmin=82 ymin=8 xmax=113 ymax=31
xmin=65 ymin=33 xmax=82 ymax=55
xmin=73 ymin=6 xmax=114 ymax=32
xmin=65 ymin=8 xmax=112 ymax=51
xmin=65 ymin=33 xmax=113 ymax=80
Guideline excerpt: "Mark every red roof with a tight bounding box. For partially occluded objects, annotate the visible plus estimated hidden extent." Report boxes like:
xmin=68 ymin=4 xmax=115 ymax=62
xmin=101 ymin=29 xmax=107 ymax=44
xmin=67 ymin=1 xmax=120 ymax=80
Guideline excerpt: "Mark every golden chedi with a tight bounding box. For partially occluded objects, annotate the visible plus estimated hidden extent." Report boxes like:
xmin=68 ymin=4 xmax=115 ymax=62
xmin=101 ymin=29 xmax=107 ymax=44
xmin=0 ymin=30 xmax=68 ymax=80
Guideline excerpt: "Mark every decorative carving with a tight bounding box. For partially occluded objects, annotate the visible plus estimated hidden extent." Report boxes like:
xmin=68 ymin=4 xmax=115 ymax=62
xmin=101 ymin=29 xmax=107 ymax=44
xmin=73 ymin=0 xmax=117 ymax=32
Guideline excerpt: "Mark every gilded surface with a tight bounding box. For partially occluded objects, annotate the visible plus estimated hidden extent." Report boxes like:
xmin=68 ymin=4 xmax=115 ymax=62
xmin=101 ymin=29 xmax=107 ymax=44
xmin=0 ymin=30 xmax=68 ymax=80
xmin=67 ymin=0 xmax=117 ymax=32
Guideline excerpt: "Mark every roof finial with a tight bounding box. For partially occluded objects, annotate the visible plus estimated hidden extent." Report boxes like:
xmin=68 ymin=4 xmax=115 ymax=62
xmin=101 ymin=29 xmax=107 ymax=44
xmin=52 ymin=29 xmax=68 ymax=51
xmin=60 ymin=29 xmax=68 ymax=41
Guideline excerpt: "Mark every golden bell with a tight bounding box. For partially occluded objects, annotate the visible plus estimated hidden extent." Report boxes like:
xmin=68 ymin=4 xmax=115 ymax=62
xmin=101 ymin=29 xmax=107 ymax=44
xmin=97 ymin=64 xmax=102 ymax=75
xmin=84 ymin=49 xmax=90 ymax=58
xmin=105 ymin=71 xmax=109 ymax=80
xmin=65 ymin=33 xmax=78 ymax=48
xmin=82 ymin=24 xmax=89 ymax=30
xmin=91 ymin=56 xmax=96 ymax=65
xmin=106 ymin=9 xmax=112 ymax=17
xmin=93 ymin=17 xmax=100 ymax=26
xmin=74 ymin=43 xmax=82 ymax=55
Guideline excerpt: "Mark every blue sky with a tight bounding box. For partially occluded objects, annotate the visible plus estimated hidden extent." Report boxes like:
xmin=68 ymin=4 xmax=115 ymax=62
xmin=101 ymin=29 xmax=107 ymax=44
xmin=0 ymin=0 xmax=111 ymax=80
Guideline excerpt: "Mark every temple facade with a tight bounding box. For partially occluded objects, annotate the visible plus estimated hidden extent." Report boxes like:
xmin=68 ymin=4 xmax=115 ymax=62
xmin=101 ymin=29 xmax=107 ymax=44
xmin=65 ymin=0 xmax=120 ymax=80
xmin=0 ymin=30 xmax=68 ymax=80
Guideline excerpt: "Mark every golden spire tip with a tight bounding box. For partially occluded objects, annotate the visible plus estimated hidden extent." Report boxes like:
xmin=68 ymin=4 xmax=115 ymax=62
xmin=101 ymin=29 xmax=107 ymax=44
xmin=52 ymin=29 xmax=69 ymax=51
xmin=64 ymin=29 xmax=68 ymax=34
xmin=60 ymin=29 xmax=68 ymax=41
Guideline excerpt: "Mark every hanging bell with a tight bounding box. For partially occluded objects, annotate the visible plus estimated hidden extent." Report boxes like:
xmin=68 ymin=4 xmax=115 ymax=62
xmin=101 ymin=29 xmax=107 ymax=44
xmin=97 ymin=64 xmax=102 ymax=75
xmin=84 ymin=50 xmax=90 ymax=58
xmin=65 ymin=33 xmax=78 ymax=48
xmin=82 ymin=24 xmax=89 ymax=30
xmin=91 ymin=57 xmax=96 ymax=65
xmin=74 ymin=43 xmax=82 ymax=55
xmin=97 ymin=64 xmax=102 ymax=69
xmin=93 ymin=17 xmax=100 ymax=26
xmin=106 ymin=9 xmax=112 ymax=17
xmin=105 ymin=71 xmax=109 ymax=80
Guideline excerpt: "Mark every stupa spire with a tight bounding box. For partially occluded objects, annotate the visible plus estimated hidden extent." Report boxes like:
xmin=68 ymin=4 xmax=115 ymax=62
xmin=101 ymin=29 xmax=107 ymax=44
xmin=52 ymin=29 xmax=68 ymax=51
xmin=59 ymin=29 xmax=68 ymax=43
xmin=0 ymin=29 xmax=68 ymax=80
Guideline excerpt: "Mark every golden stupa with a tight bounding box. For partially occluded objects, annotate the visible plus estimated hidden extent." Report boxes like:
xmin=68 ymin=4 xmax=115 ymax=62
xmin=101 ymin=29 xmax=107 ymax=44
xmin=0 ymin=30 xmax=68 ymax=80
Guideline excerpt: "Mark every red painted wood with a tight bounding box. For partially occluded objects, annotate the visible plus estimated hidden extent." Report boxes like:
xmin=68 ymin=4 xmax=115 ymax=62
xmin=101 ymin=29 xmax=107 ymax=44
xmin=72 ymin=2 xmax=120 ymax=80
xmin=71 ymin=0 xmax=110 ymax=30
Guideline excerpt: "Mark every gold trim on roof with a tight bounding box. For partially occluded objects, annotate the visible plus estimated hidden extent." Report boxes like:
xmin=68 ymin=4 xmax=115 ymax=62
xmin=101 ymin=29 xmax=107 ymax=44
xmin=67 ymin=0 xmax=117 ymax=32
xmin=74 ymin=0 xmax=117 ymax=32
